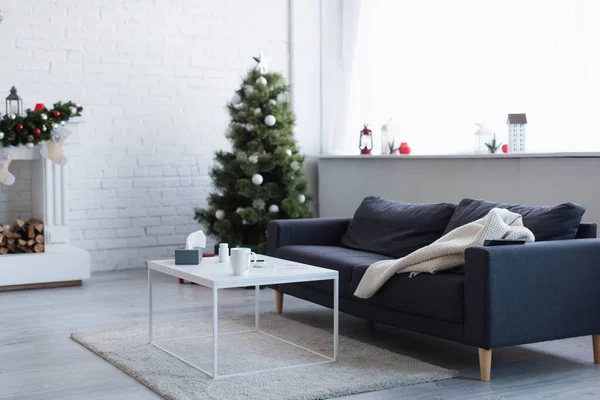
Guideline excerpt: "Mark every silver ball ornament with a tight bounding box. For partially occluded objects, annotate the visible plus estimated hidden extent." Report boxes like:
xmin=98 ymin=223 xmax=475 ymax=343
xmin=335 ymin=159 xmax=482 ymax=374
xmin=42 ymin=125 xmax=47 ymax=132
xmin=61 ymin=121 xmax=66 ymax=126
xmin=285 ymin=149 xmax=292 ymax=156
xmin=256 ymin=76 xmax=267 ymax=86
xmin=231 ymin=93 xmax=242 ymax=104
xmin=264 ymin=115 xmax=276 ymax=127
xmin=53 ymin=124 xmax=59 ymax=129
xmin=41 ymin=114 xmax=48 ymax=121
xmin=215 ymin=209 xmax=225 ymax=220
xmin=251 ymin=173 xmax=264 ymax=185
xmin=268 ymin=204 xmax=279 ymax=213
xmin=298 ymin=194 xmax=306 ymax=204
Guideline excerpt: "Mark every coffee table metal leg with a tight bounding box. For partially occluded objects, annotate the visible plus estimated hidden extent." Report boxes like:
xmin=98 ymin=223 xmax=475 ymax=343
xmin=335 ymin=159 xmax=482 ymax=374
xmin=255 ymin=285 xmax=260 ymax=331
xmin=333 ymin=276 xmax=339 ymax=361
xmin=148 ymin=268 xmax=153 ymax=343
xmin=212 ymin=287 xmax=219 ymax=379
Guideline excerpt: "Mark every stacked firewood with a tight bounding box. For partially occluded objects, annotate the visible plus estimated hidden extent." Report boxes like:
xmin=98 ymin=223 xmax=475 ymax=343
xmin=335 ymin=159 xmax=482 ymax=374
xmin=0 ymin=218 xmax=44 ymax=254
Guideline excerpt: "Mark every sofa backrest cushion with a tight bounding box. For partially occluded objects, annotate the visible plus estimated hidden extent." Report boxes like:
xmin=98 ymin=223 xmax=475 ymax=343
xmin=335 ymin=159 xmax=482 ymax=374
xmin=340 ymin=196 xmax=456 ymax=258
xmin=443 ymin=198 xmax=585 ymax=241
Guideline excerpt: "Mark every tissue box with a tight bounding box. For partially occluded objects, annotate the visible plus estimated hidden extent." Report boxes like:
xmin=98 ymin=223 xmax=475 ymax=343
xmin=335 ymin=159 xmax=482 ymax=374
xmin=175 ymin=249 xmax=203 ymax=265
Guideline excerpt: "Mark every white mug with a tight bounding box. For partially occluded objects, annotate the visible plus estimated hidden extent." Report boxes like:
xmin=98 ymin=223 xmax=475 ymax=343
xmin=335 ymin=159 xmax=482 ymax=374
xmin=230 ymin=248 xmax=257 ymax=276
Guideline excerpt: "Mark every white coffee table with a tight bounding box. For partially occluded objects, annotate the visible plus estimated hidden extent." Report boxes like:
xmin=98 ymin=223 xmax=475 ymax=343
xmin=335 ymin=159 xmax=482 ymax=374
xmin=147 ymin=255 xmax=339 ymax=380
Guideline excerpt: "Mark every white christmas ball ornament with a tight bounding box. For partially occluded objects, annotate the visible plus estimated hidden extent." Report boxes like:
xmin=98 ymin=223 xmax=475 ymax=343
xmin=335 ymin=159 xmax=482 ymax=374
xmin=0 ymin=132 xmax=4 ymax=140
xmin=256 ymin=76 xmax=267 ymax=86
xmin=41 ymin=114 xmax=48 ymax=121
xmin=285 ymin=149 xmax=292 ymax=156
xmin=268 ymin=99 xmax=277 ymax=106
xmin=248 ymin=154 xmax=259 ymax=164
xmin=215 ymin=209 xmax=225 ymax=220
xmin=264 ymin=115 xmax=276 ymax=127
xmin=231 ymin=93 xmax=242 ymax=104
xmin=254 ymin=108 xmax=261 ymax=115
xmin=61 ymin=121 xmax=66 ymax=126
xmin=246 ymin=124 xmax=254 ymax=132
xmin=25 ymin=142 xmax=34 ymax=149
xmin=276 ymin=93 xmax=287 ymax=103
xmin=245 ymin=85 xmax=255 ymax=95
xmin=269 ymin=204 xmax=279 ymax=213
xmin=70 ymin=106 xmax=77 ymax=115
xmin=290 ymin=160 xmax=300 ymax=171
xmin=298 ymin=194 xmax=306 ymax=204
xmin=242 ymin=219 xmax=248 ymax=225
xmin=236 ymin=207 xmax=244 ymax=214
xmin=251 ymin=173 xmax=264 ymax=185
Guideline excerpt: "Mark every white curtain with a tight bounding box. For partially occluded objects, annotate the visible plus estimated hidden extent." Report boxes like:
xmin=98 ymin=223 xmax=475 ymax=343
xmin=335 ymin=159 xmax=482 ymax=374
xmin=340 ymin=0 xmax=600 ymax=155
xmin=321 ymin=0 xmax=365 ymax=155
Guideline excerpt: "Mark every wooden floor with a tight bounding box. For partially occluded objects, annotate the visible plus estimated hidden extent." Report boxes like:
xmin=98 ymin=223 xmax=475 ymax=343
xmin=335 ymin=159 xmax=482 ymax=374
xmin=1 ymin=269 xmax=599 ymax=400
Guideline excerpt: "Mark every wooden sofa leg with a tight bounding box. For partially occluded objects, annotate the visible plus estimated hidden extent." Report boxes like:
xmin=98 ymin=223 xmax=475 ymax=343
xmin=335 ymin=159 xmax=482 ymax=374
xmin=593 ymin=335 xmax=600 ymax=364
xmin=275 ymin=290 xmax=284 ymax=313
xmin=478 ymin=348 xmax=492 ymax=382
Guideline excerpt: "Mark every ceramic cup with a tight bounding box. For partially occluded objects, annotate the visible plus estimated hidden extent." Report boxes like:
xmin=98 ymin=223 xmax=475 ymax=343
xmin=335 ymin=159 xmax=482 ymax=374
xmin=230 ymin=247 xmax=257 ymax=276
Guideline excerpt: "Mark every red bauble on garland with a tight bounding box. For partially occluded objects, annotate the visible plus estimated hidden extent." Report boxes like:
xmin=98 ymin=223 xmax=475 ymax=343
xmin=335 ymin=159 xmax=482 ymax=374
xmin=33 ymin=128 xmax=41 ymax=136
xmin=53 ymin=111 xmax=60 ymax=117
xmin=16 ymin=124 xmax=24 ymax=131
xmin=501 ymin=144 xmax=508 ymax=153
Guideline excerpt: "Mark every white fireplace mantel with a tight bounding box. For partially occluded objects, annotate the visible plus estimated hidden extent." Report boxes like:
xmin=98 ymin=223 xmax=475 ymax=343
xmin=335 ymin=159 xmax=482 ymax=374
xmin=0 ymin=122 xmax=90 ymax=290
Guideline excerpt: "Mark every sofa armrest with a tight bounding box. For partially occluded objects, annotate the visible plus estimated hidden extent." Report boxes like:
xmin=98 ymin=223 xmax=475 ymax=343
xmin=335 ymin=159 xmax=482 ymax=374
xmin=267 ymin=218 xmax=351 ymax=256
xmin=464 ymin=239 xmax=600 ymax=349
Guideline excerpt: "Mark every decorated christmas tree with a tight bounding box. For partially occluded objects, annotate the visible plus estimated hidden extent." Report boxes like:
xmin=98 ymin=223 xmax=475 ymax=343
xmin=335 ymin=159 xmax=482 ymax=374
xmin=194 ymin=54 xmax=313 ymax=251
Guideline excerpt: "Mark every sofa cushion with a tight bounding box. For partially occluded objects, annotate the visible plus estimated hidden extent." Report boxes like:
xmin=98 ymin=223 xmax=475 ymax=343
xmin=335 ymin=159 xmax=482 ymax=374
xmin=351 ymin=266 xmax=465 ymax=323
xmin=275 ymin=245 xmax=391 ymax=296
xmin=340 ymin=196 xmax=456 ymax=258
xmin=443 ymin=198 xmax=586 ymax=241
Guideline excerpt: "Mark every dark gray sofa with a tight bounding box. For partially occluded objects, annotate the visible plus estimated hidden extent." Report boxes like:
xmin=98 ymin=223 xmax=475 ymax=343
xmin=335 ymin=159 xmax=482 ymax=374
xmin=267 ymin=197 xmax=600 ymax=381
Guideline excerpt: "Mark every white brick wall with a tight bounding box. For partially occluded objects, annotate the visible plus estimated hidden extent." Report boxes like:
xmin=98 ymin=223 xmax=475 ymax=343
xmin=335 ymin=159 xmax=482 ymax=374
xmin=0 ymin=0 xmax=291 ymax=271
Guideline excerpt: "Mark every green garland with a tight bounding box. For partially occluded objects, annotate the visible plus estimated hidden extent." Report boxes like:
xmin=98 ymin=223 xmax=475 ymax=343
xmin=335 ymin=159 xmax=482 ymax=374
xmin=0 ymin=101 xmax=83 ymax=147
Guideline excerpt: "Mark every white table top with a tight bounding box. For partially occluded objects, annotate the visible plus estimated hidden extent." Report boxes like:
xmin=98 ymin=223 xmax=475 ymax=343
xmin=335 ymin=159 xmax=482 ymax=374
xmin=147 ymin=255 xmax=338 ymax=289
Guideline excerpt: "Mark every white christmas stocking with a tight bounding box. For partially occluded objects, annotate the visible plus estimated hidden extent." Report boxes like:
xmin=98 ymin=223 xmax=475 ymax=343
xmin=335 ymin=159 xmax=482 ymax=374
xmin=40 ymin=127 xmax=71 ymax=166
xmin=0 ymin=147 xmax=16 ymax=186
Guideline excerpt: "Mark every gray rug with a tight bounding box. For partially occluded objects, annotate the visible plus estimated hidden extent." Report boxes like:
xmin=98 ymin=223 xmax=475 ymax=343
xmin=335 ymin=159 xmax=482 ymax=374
xmin=71 ymin=313 xmax=457 ymax=400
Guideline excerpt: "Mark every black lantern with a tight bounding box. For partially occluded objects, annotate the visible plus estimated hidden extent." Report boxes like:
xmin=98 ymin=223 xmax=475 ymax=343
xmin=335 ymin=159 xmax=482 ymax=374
xmin=5 ymin=86 xmax=23 ymax=116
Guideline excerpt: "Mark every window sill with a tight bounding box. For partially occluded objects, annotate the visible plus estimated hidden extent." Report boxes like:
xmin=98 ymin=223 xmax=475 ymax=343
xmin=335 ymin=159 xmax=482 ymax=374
xmin=319 ymin=152 xmax=600 ymax=160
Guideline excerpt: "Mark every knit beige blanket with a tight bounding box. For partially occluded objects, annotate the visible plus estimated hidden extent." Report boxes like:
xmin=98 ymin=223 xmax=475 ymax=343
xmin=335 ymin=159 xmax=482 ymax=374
xmin=354 ymin=208 xmax=535 ymax=299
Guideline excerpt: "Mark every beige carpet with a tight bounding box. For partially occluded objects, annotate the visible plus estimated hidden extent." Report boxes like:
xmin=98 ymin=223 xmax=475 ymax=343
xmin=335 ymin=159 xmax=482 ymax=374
xmin=71 ymin=313 xmax=457 ymax=400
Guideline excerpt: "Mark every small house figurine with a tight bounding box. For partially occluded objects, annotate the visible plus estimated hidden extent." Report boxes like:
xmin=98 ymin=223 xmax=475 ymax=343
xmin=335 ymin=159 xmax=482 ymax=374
xmin=507 ymin=114 xmax=527 ymax=153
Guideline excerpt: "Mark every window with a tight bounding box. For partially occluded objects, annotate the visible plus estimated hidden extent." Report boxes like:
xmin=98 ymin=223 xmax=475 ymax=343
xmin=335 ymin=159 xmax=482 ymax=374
xmin=344 ymin=0 xmax=600 ymax=154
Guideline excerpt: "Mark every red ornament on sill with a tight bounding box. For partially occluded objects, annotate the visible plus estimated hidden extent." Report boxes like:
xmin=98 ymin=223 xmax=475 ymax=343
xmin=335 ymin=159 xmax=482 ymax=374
xmin=53 ymin=111 xmax=60 ymax=117
xmin=33 ymin=128 xmax=41 ymax=136
xmin=16 ymin=124 xmax=23 ymax=131
xmin=501 ymin=144 xmax=508 ymax=153
xmin=359 ymin=124 xmax=373 ymax=155
xmin=34 ymin=103 xmax=45 ymax=111
xmin=399 ymin=142 xmax=411 ymax=155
